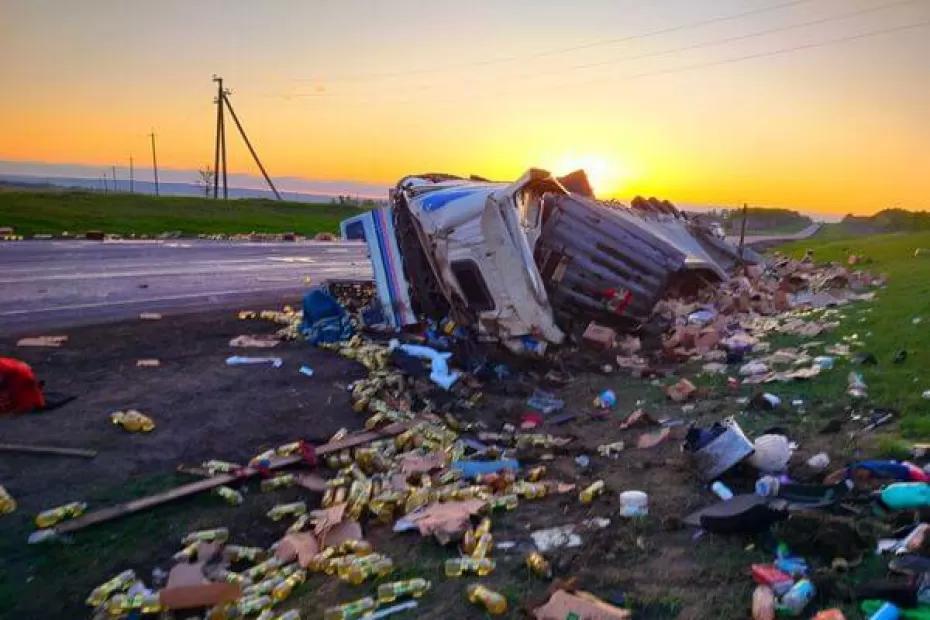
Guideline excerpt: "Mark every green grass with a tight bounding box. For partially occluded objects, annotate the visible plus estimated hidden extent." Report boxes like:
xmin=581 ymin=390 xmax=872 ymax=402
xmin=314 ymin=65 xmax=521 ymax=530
xmin=776 ymin=230 xmax=930 ymax=436
xmin=0 ymin=190 xmax=368 ymax=236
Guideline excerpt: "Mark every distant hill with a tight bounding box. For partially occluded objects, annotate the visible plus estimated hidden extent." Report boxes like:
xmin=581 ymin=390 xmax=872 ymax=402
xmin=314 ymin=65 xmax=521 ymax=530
xmin=834 ymin=208 xmax=930 ymax=235
xmin=718 ymin=207 xmax=813 ymax=234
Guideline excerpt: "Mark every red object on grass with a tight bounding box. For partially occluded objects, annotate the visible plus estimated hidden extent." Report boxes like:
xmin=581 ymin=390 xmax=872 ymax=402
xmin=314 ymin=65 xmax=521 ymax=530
xmin=0 ymin=357 xmax=45 ymax=414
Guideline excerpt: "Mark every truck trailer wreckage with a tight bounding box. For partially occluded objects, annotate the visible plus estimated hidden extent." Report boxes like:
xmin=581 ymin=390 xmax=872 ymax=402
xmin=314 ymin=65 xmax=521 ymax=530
xmin=342 ymin=168 xmax=759 ymax=354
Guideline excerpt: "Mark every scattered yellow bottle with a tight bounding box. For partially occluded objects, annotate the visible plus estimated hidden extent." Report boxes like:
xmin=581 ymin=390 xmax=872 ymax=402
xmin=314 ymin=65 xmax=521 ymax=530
xmin=344 ymin=557 xmax=393 ymax=585
xmin=275 ymin=611 xmax=301 ymax=620
xmin=322 ymin=596 xmax=376 ymax=620
xmin=260 ymin=473 xmax=296 ymax=492
xmin=377 ymin=578 xmax=431 ymax=604
xmin=485 ymin=494 xmax=518 ymax=511
xmin=337 ymin=539 xmax=373 ymax=555
xmin=202 ymin=460 xmax=241 ymax=475
xmin=86 ymin=569 xmax=136 ymax=607
xmin=214 ymin=486 xmax=244 ymax=506
xmin=35 ymin=501 xmax=87 ymax=528
xmin=467 ymin=584 xmax=508 ymax=615
xmin=237 ymin=594 xmax=272 ymax=615
xmin=579 ymin=480 xmax=605 ymax=504
xmin=444 ymin=556 xmax=495 ymax=577
xmin=182 ymin=527 xmax=229 ymax=545
xmin=271 ymin=569 xmax=306 ymax=602
xmin=526 ymin=465 xmax=547 ymax=482
xmin=173 ymin=541 xmax=200 ymax=562
xmin=471 ymin=533 xmax=493 ymax=559
xmin=106 ymin=592 xmax=161 ymax=616
xmin=225 ymin=545 xmax=266 ymax=563
xmin=245 ymin=557 xmax=284 ymax=581
xmin=110 ymin=409 xmax=155 ymax=432
xmin=525 ymin=551 xmax=552 ymax=578
xmin=0 ymin=485 xmax=17 ymax=515
xmin=267 ymin=501 xmax=306 ymax=521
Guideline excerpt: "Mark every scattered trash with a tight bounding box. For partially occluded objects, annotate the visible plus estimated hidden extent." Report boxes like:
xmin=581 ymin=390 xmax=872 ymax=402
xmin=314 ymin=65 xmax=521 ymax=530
xmin=225 ymin=356 xmax=283 ymax=368
xmin=751 ymin=393 xmax=782 ymax=410
xmin=0 ymin=357 xmax=45 ymax=414
xmin=806 ymin=453 xmax=830 ymax=472
xmin=0 ymin=485 xmax=17 ymax=515
xmin=597 ymin=441 xmax=625 ymax=459
xmin=685 ymin=419 xmax=755 ymax=480
xmin=16 ymin=335 xmax=68 ymax=347
xmin=530 ymin=518 xmax=611 ymax=552
xmin=618 ymin=490 xmax=649 ymax=517
xmin=229 ymin=334 xmax=280 ymax=348
xmin=0 ymin=442 xmax=97 ymax=458
xmin=847 ymin=372 xmax=868 ymax=399
xmin=666 ymin=378 xmax=697 ymax=402
xmin=574 ymin=455 xmax=591 ymax=469
xmin=711 ymin=481 xmax=734 ymax=501
xmin=636 ymin=427 xmax=670 ymax=449
xmin=593 ymin=389 xmax=617 ymax=409
xmin=748 ymin=434 xmax=793 ymax=473
xmin=533 ymin=589 xmax=631 ymax=619
xmin=136 ymin=358 xmax=161 ymax=368
xmin=110 ymin=409 xmax=155 ymax=433
xmin=526 ymin=389 xmax=565 ymax=414
xmin=813 ymin=356 xmax=834 ymax=370
xmin=389 ymin=340 xmax=460 ymax=390
xmin=139 ymin=312 xmax=162 ymax=320
xmin=582 ymin=321 xmax=617 ymax=350
xmin=298 ymin=365 xmax=315 ymax=377
xmin=35 ymin=500 xmax=87 ymax=528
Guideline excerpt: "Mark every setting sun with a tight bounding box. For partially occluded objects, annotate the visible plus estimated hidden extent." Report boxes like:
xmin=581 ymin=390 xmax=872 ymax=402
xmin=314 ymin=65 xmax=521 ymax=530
xmin=548 ymin=153 xmax=634 ymax=199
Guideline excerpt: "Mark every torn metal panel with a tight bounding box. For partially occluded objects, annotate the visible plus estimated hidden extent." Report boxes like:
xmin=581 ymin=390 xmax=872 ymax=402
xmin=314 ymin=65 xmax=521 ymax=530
xmin=535 ymin=194 xmax=688 ymax=326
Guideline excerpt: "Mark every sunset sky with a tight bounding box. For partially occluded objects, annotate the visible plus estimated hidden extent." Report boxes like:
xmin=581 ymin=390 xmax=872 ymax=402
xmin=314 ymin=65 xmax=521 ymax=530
xmin=1 ymin=0 xmax=928 ymax=214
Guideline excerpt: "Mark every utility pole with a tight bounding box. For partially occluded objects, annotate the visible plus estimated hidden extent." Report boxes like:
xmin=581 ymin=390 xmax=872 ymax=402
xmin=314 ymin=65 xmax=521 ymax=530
xmin=112 ymin=166 xmax=117 ymax=192
xmin=222 ymin=89 xmax=282 ymax=200
xmin=102 ymin=174 xmax=108 ymax=193
xmin=149 ymin=130 xmax=159 ymax=196
xmin=129 ymin=155 xmax=134 ymax=193
xmin=738 ymin=202 xmax=748 ymax=264
xmin=213 ymin=75 xmax=224 ymax=199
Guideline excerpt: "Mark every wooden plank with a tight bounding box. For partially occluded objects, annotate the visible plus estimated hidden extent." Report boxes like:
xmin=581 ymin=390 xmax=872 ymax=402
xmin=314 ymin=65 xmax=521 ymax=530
xmin=55 ymin=422 xmax=406 ymax=534
xmin=0 ymin=442 xmax=97 ymax=458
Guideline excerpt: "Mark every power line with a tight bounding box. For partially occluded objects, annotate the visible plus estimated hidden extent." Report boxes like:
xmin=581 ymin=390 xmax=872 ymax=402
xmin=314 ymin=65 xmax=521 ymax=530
xmin=556 ymin=0 xmax=921 ymax=74
xmin=286 ymin=0 xmax=920 ymax=100
xmin=292 ymin=0 xmax=814 ymax=85
xmin=577 ymin=17 xmax=930 ymax=87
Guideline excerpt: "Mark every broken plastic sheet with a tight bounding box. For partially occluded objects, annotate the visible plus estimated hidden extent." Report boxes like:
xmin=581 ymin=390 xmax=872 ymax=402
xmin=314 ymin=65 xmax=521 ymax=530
xmin=530 ymin=517 xmax=611 ymax=552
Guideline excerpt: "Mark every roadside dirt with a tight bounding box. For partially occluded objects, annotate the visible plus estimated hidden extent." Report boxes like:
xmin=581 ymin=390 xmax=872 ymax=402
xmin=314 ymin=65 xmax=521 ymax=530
xmin=0 ymin=310 xmax=881 ymax=619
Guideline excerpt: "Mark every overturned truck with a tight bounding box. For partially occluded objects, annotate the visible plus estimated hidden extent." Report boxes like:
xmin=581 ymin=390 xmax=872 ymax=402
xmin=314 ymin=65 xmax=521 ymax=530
xmin=341 ymin=168 xmax=756 ymax=354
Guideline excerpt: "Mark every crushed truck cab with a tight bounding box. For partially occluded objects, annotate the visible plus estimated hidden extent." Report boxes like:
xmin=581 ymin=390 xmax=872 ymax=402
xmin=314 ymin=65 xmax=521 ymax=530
xmin=343 ymin=168 xmax=756 ymax=354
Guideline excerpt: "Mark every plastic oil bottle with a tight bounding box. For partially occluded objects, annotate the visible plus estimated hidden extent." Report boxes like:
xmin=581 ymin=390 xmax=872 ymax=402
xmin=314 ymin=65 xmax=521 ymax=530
xmin=467 ymin=584 xmax=508 ymax=615
xmin=0 ymin=485 xmax=16 ymax=515
xmin=525 ymin=551 xmax=552 ymax=578
xmin=214 ymin=486 xmax=244 ymax=506
xmin=377 ymin=578 xmax=431 ymax=604
xmin=35 ymin=501 xmax=87 ymax=528
xmin=85 ymin=569 xmax=136 ymax=606
xmin=486 ymin=494 xmax=518 ymax=511
xmin=182 ymin=527 xmax=229 ymax=545
xmin=322 ymin=596 xmax=376 ymax=620
xmin=267 ymin=501 xmax=307 ymax=521
xmin=237 ymin=594 xmax=272 ymax=615
xmin=225 ymin=545 xmax=267 ymax=564
xmin=261 ymin=473 xmax=297 ymax=492
xmin=471 ymin=533 xmax=494 ymax=559
xmin=444 ymin=557 xmax=495 ymax=577
xmin=271 ymin=569 xmax=307 ymax=602
xmin=106 ymin=592 xmax=162 ymax=616
xmin=579 ymin=480 xmax=605 ymax=504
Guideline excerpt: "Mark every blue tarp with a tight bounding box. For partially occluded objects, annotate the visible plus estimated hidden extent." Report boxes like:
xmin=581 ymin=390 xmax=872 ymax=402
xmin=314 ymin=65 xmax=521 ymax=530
xmin=301 ymin=287 xmax=354 ymax=345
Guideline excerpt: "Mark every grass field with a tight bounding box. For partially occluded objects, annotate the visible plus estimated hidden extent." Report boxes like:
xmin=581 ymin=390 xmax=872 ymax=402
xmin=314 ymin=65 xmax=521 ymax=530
xmin=0 ymin=190 xmax=367 ymax=236
xmin=776 ymin=230 xmax=930 ymax=436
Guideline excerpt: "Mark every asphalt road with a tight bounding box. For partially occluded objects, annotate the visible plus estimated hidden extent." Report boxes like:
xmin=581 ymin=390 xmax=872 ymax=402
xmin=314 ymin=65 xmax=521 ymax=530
xmin=726 ymin=222 xmax=822 ymax=246
xmin=0 ymin=239 xmax=370 ymax=335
